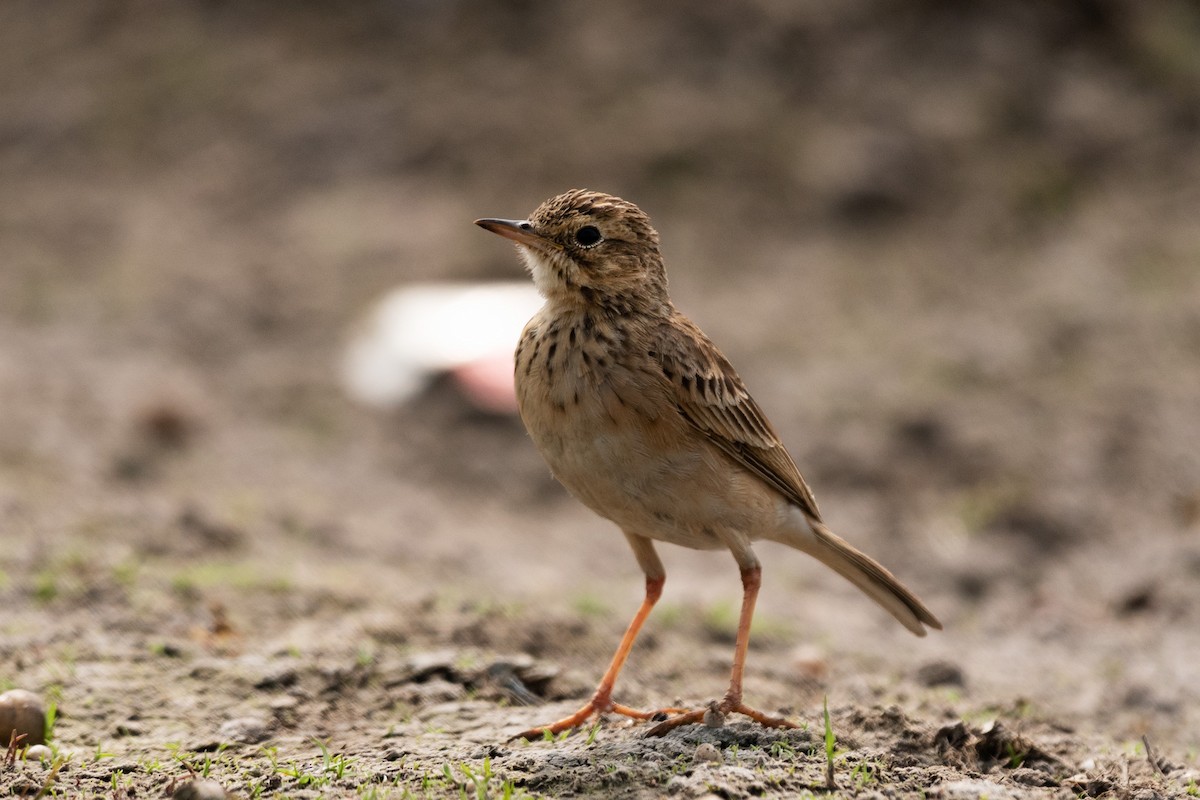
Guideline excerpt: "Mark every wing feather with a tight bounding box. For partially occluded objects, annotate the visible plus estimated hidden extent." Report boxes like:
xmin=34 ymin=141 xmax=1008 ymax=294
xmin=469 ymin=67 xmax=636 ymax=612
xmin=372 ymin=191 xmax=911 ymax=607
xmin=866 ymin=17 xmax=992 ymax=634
xmin=654 ymin=313 xmax=822 ymax=522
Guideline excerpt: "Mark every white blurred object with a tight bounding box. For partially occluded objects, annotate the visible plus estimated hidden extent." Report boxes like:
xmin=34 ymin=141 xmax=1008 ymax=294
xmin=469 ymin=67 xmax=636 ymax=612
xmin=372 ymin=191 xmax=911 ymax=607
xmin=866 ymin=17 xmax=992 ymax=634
xmin=342 ymin=282 xmax=542 ymax=413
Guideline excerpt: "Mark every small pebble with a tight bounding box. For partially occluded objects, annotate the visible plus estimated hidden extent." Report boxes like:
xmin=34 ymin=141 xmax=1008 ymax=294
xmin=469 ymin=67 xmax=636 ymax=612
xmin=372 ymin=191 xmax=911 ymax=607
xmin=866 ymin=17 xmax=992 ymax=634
xmin=254 ymin=665 xmax=299 ymax=690
xmin=24 ymin=744 xmax=53 ymax=762
xmin=916 ymin=660 xmax=966 ymax=688
xmin=0 ymin=689 xmax=47 ymax=747
xmin=694 ymin=743 xmax=723 ymax=763
xmin=173 ymin=779 xmax=231 ymax=800
xmin=115 ymin=721 xmax=144 ymax=737
xmin=702 ymin=701 xmax=726 ymax=728
xmin=218 ymin=715 xmax=272 ymax=744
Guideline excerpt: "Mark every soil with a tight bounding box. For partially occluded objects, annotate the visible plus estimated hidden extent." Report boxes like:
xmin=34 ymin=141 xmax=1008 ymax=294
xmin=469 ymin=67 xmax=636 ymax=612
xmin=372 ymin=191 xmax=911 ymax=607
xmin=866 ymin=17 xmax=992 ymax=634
xmin=3 ymin=2 xmax=1200 ymax=798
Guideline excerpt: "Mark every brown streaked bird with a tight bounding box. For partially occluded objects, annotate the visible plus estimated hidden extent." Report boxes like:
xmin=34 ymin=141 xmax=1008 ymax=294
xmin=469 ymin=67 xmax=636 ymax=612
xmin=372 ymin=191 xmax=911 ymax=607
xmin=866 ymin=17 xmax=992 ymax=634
xmin=476 ymin=189 xmax=941 ymax=740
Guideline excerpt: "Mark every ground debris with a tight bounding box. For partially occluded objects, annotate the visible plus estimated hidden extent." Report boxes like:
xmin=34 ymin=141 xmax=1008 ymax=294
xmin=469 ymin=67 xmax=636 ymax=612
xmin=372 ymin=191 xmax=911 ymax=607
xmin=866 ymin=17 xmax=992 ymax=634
xmin=934 ymin=719 xmax=1068 ymax=777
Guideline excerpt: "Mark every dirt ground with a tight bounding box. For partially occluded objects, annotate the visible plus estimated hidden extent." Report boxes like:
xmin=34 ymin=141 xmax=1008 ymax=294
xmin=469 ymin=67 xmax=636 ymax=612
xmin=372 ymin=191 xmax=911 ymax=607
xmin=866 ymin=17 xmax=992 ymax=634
xmin=3 ymin=2 xmax=1200 ymax=797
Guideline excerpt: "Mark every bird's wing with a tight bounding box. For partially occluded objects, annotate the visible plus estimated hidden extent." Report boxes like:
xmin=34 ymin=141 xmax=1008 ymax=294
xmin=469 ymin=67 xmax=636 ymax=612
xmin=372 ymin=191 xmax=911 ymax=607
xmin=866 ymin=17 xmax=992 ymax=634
xmin=653 ymin=313 xmax=822 ymax=522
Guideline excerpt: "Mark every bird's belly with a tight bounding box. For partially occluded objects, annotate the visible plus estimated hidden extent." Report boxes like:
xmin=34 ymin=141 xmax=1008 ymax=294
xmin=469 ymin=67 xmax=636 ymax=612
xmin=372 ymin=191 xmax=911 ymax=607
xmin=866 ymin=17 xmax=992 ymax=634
xmin=523 ymin=395 xmax=764 ymax=550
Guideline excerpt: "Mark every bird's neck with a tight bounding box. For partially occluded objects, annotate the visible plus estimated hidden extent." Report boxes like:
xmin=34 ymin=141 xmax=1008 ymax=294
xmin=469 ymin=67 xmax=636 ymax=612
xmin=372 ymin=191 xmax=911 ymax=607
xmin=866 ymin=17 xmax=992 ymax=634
xmin=542 ymin=287 xmax=672 ymax=322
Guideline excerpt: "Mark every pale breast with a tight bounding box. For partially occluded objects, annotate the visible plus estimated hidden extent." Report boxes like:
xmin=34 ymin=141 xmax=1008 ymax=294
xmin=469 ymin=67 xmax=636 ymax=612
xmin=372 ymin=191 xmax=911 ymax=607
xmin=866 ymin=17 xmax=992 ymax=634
xmin=514 ymin=308 xmax=776 ymax=550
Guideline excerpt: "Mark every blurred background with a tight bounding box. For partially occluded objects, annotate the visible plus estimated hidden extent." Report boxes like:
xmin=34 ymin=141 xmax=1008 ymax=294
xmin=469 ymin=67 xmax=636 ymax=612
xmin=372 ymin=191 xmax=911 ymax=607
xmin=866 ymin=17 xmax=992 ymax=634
xmin=2 ymin=0 xmax=1199 ymax=754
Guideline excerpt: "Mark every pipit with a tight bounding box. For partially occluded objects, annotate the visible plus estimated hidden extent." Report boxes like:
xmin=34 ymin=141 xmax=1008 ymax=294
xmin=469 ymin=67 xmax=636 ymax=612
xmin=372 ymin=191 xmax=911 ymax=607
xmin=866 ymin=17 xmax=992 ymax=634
xmin=476 ymin=190 xmax=941 ymax=740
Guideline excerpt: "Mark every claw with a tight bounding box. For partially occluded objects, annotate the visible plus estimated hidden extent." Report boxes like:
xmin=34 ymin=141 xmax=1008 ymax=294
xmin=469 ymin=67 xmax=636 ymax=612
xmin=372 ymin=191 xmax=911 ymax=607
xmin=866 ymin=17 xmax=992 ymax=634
xmin=511 ymin=700 xmax=690 ymax=741
xmin=644 ymin=700 xmax=799 ymax=737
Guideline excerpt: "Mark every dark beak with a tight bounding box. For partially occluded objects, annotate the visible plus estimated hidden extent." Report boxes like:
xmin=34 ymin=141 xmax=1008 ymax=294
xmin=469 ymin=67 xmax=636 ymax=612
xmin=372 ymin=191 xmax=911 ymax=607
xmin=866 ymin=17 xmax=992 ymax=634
xmin=474 ymin=218 xmax=555 ymax=249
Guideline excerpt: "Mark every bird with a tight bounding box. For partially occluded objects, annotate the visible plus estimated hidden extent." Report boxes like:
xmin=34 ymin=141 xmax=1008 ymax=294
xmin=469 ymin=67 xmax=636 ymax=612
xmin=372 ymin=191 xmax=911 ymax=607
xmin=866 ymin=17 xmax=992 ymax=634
xmin=475 ymin=189 xmax=941 ymax=740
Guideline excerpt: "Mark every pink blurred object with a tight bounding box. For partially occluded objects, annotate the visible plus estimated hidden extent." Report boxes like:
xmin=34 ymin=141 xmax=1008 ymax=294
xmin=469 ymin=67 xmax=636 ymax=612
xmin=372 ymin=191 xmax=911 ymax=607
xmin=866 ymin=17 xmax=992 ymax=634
xmin=450 ymin=354 xmax=521 ymax=414
xmin=342 ymin=282 xmax=541 ymax=413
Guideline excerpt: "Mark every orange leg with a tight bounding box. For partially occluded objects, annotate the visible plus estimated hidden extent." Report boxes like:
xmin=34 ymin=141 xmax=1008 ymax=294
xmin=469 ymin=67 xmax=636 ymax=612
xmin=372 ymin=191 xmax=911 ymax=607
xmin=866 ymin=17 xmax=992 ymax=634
xmin=646 ymin=566 xmax=798 ymax=736
xmin=511 ymin=576 xmax=683 ymax=740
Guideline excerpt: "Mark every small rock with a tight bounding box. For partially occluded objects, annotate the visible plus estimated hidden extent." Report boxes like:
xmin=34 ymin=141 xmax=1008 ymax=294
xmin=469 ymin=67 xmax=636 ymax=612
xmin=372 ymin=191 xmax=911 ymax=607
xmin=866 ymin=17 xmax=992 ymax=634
xmin=218 ymin=715 xmax=272 ymax=744
xmin=703 ymin=702 xmax=726 ymax=728
xmin=1009 ymin=767 xmax=1058 ymax=786
xmin=173 ymin=779 xmax=231 ymax=800
xmin=254 ymin=665 xmax=299 ymax=690
xmin=916 ymin=660 xmax=966 ymax=688
xmin=0 ymin=689 xmax=46 ymax=747
xmin=402 ymin=650 xmax=460 ymax=682
xmin=24 ymin=744 xmax=53 ymax=762
xmin=115 ymin=721 xmax=144 ymax=737
xmin=694 ymin=743 xmax=722 ymax=763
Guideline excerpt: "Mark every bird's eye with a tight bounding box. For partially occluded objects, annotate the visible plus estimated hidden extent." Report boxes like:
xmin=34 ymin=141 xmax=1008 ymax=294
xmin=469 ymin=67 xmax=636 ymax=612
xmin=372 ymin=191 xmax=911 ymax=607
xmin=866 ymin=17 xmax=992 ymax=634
xmin=574 ymin=225 xmax=602 ymax=248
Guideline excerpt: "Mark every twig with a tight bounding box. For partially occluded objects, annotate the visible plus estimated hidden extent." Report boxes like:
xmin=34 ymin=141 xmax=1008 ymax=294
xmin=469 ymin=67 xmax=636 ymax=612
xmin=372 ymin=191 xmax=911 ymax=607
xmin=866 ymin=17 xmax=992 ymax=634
xmin=5 ymin=730 xmax=29 ymax=767
xmin=1141 ymin=735 xmax=1167 ymax=778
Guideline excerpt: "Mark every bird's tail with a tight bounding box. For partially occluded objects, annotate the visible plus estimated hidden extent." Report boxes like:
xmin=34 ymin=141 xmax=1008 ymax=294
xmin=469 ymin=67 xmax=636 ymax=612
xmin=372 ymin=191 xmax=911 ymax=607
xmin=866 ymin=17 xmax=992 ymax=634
xmin=778 ymin=519 xmax=942 ymax=636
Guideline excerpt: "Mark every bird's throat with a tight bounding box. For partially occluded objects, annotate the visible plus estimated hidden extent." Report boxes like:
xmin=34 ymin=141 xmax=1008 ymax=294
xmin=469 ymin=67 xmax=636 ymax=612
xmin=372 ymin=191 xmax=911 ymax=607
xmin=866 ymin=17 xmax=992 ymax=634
xmin=518 ymin=246 xmax=566 ymax=299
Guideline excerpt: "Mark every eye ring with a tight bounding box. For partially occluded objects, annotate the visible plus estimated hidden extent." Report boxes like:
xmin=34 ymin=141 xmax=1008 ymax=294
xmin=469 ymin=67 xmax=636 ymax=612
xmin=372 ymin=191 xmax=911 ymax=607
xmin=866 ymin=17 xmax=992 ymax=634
xmin=574 ymin=225 xmax=602 ymax=248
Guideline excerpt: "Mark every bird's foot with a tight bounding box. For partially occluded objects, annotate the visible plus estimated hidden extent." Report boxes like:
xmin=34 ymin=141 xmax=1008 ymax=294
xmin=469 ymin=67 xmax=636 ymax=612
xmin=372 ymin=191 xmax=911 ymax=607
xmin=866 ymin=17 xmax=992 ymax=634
xmin=644 ymin=697 xmax=799 ymax=737
xmin=510 ymin=698 xmax=689 ymax=741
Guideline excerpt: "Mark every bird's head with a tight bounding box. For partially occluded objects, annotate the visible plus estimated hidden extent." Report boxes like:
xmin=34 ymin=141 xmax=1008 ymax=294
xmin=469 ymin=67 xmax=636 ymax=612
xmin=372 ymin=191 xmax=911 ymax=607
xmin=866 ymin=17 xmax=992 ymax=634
xmin=476 ymin=189 xmax=669 ymax=313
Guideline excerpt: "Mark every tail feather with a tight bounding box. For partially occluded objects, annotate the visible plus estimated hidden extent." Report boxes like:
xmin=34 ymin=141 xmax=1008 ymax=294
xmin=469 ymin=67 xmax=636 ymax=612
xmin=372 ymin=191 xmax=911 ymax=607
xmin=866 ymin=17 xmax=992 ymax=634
xmin=790 ymin=520 xmax=942 ymax=636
